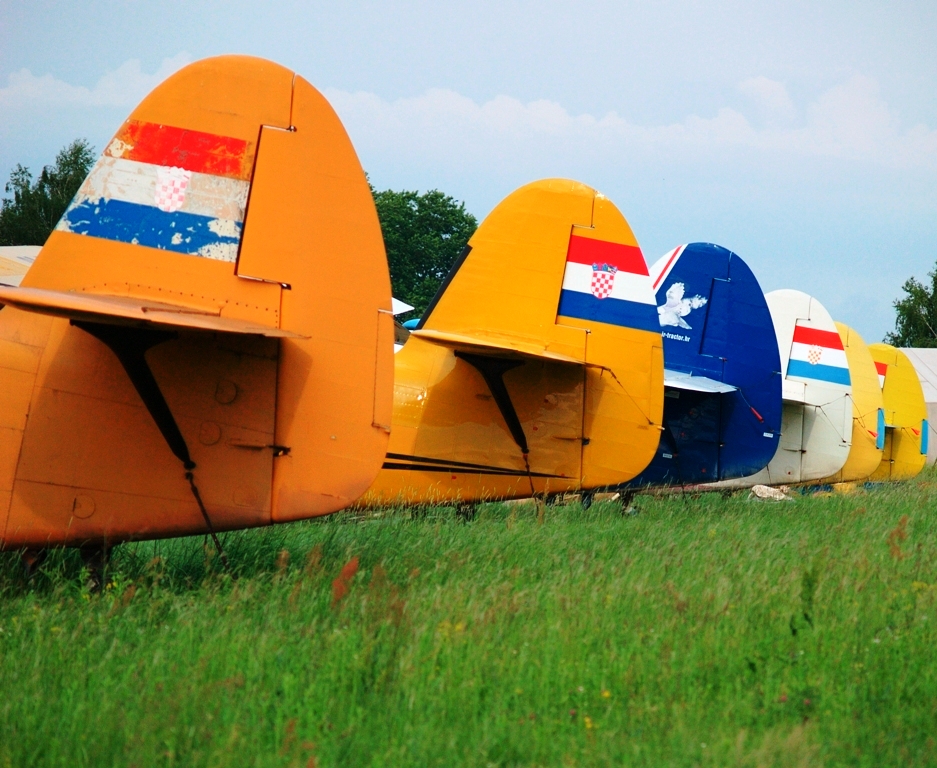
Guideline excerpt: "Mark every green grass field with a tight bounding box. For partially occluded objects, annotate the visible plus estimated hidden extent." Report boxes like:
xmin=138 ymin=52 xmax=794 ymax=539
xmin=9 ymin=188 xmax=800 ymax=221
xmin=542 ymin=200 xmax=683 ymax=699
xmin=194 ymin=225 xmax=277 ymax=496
xmin=2 ymin=475 xmax=937 ymax=768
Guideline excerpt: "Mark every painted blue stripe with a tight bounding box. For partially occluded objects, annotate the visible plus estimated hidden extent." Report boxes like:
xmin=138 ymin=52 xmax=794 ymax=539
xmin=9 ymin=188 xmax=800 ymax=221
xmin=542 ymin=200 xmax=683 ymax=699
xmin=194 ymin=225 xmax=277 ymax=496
xmin=786 ymin=359 xmax=850 ymax=385
xmin=60 ymin=199 xmax=241 ymax=258
xmin=922 ymin=419 xmax=929 ymax=455
xmin=557 ymin=289 xmax=658 ymax=332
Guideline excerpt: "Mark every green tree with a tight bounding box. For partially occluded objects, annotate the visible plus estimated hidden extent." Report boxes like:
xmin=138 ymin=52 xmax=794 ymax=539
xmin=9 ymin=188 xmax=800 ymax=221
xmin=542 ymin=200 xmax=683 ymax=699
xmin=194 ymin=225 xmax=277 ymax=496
xmin=372 ymin=187 xmax=477 ymax=318
xmin=0 ymin=139 xmax=95 ymax=246
xmin=885 ymin=269 xmax=937 ymax=347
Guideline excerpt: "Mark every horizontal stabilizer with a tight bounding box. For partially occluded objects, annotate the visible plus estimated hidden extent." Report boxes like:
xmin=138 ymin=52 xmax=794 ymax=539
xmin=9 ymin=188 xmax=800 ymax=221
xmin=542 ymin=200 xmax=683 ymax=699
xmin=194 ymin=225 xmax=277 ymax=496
xmin=0 ymin=286 xmax=305 ymax=338
xmin=410 ymin=328 xmax=584 ymax=364
xmin=664 ymin=369 xmax=737 ymax=394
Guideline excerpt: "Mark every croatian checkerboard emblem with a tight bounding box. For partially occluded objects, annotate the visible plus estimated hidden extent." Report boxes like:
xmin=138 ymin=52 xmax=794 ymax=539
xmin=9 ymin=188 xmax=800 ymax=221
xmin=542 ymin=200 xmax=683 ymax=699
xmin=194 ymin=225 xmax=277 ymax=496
xmin=591 ymin=263 xmax=618 ymax=299
xmin=155 ymin=166 xmax=193 ymax=213
xmin=807 ymin=346 xmax=823 ymax=365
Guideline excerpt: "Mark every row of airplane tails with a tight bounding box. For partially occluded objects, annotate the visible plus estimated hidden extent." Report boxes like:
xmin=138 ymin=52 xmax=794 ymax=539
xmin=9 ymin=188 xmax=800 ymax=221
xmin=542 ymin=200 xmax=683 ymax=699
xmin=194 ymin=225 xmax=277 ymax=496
xmin=0 ymin=55 xmax=930 ymax=557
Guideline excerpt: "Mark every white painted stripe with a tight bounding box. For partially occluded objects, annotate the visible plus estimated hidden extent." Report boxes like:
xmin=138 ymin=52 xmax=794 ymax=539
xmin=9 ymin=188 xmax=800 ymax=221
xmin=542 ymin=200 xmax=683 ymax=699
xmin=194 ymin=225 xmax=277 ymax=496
xmin=878 ymin=374 xmax=886 ymax=388
xmin=73 ymin=156 xmax=249 ymax=223
xmin=561 ymin=261 xmax=656 ymax=305
xmin=789 ymin=340 xmax=848 ymax=370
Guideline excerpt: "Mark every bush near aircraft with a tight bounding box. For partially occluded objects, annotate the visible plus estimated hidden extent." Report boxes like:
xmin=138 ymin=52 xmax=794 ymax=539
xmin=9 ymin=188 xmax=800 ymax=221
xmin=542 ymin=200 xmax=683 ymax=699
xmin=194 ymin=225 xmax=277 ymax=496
xmin=887 ymin=266 xmax=937 ymax=347
xmin=372 ymin=187 xmax=477 ymax=319
xmin=0 ymin=139 xmax=95 ymax=247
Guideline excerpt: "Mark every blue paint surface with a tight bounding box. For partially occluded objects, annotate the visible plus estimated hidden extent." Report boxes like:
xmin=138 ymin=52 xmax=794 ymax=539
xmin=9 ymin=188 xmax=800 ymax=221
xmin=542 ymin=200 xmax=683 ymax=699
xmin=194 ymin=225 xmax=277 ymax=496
xmin=557 ymin=289 xmax=658 ymax=333
xmin=624 ymin=243 xmax=783 ymax=488
xmin=786 ymin=359 xmax=851 ymax=386
xmin=60 ymin=199 xmax=241 ymax=257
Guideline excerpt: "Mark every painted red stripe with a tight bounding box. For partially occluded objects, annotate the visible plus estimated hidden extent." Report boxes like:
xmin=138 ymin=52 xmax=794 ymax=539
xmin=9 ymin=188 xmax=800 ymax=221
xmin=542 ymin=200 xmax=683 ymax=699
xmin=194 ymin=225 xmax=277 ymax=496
xmin=875 ymin=361 xmax=888 ymax=375
xmin=792 ymin=325 xmax=844 ymax=350
xmin=652 ymin=246 xmax=682 ymax=289
xmin=566 ymin=235 xmax=648 ymax=276
xmin=108 ymin=120 xmax=253 ymax=180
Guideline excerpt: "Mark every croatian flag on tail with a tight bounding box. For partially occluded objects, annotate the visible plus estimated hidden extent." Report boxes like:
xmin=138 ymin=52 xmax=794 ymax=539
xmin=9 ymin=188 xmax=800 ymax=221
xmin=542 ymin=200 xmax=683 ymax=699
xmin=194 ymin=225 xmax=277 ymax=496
xmin=786 ymin=323 xmax=851 ymax=386
xmin=57 ymin=120 xmax=253 ymax=263
xmin=555 ymin=234 xmax=658 ymax=332
xmin=875 ymin=361 xmax=888 ymax=388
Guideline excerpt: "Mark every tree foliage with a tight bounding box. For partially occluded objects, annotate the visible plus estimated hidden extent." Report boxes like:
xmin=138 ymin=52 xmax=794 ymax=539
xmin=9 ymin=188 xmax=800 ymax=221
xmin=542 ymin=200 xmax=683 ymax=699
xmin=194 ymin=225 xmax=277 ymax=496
xmin=0 ymin=139 xmax=95 ymax=247
xmin=885 ymin=270 xmax=937 ymax=347
xmin=372 ymin=187 xmax=477 ymax=317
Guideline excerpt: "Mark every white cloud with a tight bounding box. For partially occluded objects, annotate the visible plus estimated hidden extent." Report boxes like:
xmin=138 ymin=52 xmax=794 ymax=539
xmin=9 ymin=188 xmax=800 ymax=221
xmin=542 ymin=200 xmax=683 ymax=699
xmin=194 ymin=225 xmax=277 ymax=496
xmin=0 ymin=54 xmax=190 ymax=109
xmin=326 ymin=75 xmax=937 ymax=172
xmin=804 ymin=75 xmax=898 ymax=156
xmin=739 ymin=76 xmax=797 ymax=126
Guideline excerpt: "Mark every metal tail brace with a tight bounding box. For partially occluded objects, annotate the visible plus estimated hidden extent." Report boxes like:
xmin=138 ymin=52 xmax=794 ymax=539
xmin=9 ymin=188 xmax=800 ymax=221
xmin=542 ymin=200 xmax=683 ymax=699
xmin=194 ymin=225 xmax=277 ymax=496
xmin=455 ymin=352 xmax=537 ymax=496
xmin=73 ymin=321 xmax=230 ymax=571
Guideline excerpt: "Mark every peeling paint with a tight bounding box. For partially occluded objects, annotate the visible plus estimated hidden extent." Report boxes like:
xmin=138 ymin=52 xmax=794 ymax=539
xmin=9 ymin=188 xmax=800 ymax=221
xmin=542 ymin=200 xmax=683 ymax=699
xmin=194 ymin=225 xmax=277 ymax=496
xmin=207 ymin=218 xmax=241 ymax=239
xmin=196 ymin=243 xmax=239 ymax=262
xmin=106 ymin=138 xmax=132 ymax=158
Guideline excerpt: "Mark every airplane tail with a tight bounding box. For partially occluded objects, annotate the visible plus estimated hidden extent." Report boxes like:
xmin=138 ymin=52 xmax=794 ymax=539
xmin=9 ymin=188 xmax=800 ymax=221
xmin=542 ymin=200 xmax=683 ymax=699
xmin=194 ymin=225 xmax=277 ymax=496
xmin=0 ymin=56 xmax=393 ymax=548
xmin=821 ymin=323 xmax=884 ymax=483
xmin=868 ymin=343 xmax=927 ymax=481
xmin=763 ymin=289 xmax=854 ymax=484
xmin=400 ymin=179 xmax=664 ymax=492
xmin=628 ymin=242 xmax=782 ymax=487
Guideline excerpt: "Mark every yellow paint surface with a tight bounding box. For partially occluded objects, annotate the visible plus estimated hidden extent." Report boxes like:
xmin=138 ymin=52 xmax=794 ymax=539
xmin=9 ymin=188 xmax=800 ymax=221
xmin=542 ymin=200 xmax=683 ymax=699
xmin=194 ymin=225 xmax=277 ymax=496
xmin=868 ymin=343 xmax=927 ymax=481
xmin=821 ymin=323 xmax=884 ymax=482
xmin=362 ymin=179 xmax=664 ymax=506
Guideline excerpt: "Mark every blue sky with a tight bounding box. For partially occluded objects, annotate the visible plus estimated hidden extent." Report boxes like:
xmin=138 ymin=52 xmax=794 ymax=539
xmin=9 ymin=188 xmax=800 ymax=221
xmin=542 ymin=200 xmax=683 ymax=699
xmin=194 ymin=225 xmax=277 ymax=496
xmin=2 ymin=0 xmax=935 ymax=341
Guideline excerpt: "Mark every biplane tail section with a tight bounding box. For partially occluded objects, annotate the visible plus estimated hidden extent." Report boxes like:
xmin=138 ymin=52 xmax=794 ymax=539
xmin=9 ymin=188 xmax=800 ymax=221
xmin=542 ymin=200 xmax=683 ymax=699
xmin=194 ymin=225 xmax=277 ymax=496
xmin=868 ymin=343 xmax=927 ymax=481
xmin=0 ymin=56 xmax=392 ymax=549
xmin=821 ymin=323 xmax=884 ymax=483
xmin=627 ymin=243 xmax=782 ymax=487
xmin=761 ymin=290 xmax=853 ymax=484
xmin=371 ymin=179 xmax=664 ymax=502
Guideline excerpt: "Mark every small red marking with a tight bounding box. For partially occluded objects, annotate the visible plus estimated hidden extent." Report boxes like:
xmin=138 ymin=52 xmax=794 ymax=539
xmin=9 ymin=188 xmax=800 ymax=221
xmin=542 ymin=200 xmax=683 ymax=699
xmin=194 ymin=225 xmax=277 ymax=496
xmin=566 ymin=235 xmax=648 ymax=276
xmin=652 ymin=246 xmax=682 ymax=289
xmin=875 ymin=361 xmax=888 ymax=376
xmin=792 ymin=325 xmax=844 ymax=350
xmin=109 ymin=120 xmax=253 ymax=180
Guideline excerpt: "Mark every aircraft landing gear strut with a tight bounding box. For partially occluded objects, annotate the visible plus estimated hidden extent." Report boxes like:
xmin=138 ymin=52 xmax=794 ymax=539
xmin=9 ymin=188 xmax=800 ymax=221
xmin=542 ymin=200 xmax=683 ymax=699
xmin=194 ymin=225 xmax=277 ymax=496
xmin=80 ymin=545 xmax=111 ymax=593
xmin=21 ymin=549 xmax=47 ymax=579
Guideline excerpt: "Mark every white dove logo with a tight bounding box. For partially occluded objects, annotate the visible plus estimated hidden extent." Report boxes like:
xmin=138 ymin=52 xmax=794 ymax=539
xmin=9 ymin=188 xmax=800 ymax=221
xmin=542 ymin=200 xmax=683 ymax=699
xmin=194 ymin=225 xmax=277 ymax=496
xmin=658 ymin=282 xmax=708 ymax=329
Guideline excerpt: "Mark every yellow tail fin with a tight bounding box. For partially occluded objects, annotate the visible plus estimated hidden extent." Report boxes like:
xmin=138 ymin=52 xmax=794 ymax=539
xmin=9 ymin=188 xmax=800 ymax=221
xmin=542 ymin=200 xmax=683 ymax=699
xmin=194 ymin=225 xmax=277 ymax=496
xmin=365 ymin=179 xmax=663 ymax=504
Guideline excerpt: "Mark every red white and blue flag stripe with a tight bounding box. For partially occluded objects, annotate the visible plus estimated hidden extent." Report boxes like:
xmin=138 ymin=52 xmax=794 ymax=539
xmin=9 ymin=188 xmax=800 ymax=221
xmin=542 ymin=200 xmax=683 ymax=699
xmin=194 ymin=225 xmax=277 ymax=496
xmin=56 ymin=120 xmax=253 ymax=263
xmin=786 ymin=323 xmax=851 ymax=386
xmin=555 ymin=234 xmax=658 ymax=332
